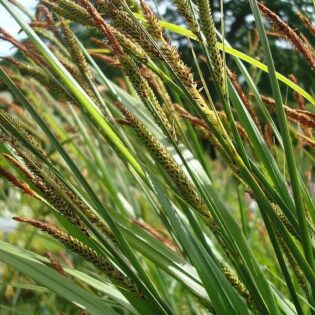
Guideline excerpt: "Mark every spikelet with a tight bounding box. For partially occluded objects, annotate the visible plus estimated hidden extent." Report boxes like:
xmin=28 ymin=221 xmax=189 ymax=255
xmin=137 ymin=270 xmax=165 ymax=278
xmin=46 ymin=252 xmax=67 ymax=276
xmin=15 ymin=149 xmax=90 ymax=236
xmin=297 ymin=133 xmax=315 ymax=148
xmin=90 ymin=53 xmax=121 ymax=67
xmin=139 ymin=0 xmax=163 ymax=40
xmin=0 ymin=166 xmax=42 ymax=200
xmin=140 ymin=66 xmax=174 ymax=118
xmin=117 ymin=106 xmax=244 ymax=286
xmin=80 ymin=0 xmax=124 ymax=56
xmin=124 ymin=0 xmax=141 ymax=12
xmin=0 ymin=116 xmax=114 ymax=241
xmin=0 ymin=28 xmax=43 ymax=62
xmin=40 ymin=0 xmax=92 ymax=26
xmin=258 ymin=3 xmax=315 ymax=71
xmin=4 ymin=58 xmax=66 ymax=99
xmin=196 ymin=0 xmax=225 ymax=94
xmin=297 ymin=11 xmax=315 ymax=37
xmin=32 ymin=27 xmax=67 ymax=55
xmin=110 ymin=8 xmax=158 ymax=56
xmin=276 ymin=234 xmax=307 ymax=291
xmin=119 ymin=54 xmax=178 ymax=142
xmin=14 ymin=217 xmax=142 ymax=296
xmin=218 ymin=261 xmax=255 ymax=309
xmin=60 ymin=182 xmax=115 ymax=243
xmin=173 ymin=0 xmax=199 ymax=34
xmin=51 ymin=48 xmax=96 ymax=100
xmin=261 ymin=95 xmax=315 ymax=130
xmin=272 ymin=204 xmax=301 ymax=241
xmin=126 ymin=0 xmax=203 ymax=109
xmin=17 ymin=147 xmax=114 ymax=242
xmin=0 ymin=129 xmax=88 ymax=237
xmin=159 ymin=40 xmax=222 ymax=135
xmin=35 ymin=5 xmax=60 ymax=39
xmin=60 ymin=19 xmax=92 ymax=79
xmin=116 ymin=102 xmax=210 ymax=221
xmin=0 ymin=111 xmax=47 ymax=158
xmin=133 ymin=1 xmax=217 ymax=120
xmin=5 ymin=58 xmax=49 ymax=85
xmin=106 ymin=24 xmax=147 ymax=60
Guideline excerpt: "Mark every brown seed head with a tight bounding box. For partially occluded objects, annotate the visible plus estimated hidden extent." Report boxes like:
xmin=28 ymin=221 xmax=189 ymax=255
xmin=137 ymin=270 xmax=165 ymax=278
xmin=80 ymin=0 xmax=124 ymax=56
xmin=258 ymin=2 xmax=315 ymax=71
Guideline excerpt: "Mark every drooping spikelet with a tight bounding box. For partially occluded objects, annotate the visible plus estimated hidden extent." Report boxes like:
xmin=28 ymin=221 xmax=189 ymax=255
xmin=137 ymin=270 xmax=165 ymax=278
xmin=119 ymin=55 xmax=178 ymax=142
xmin=80 ymin=0 xmax=124 ymax=56
xmin=276 ymin=234 xmax=307 ymax=291
xmin=1 ymin=119 xmax=115 ymax=243
xmin=46 ymin=252 xmax=67 ymax=276
xmin=14 ymin=217 xmax=142 ymax=296
xmin=4 ymin=58 xmax=66 ymax=99
xmin=5 ymin=58 xmax=49 ymax=85
xmin=297 ymin=133 xmax=315 ymax=148
xmin=19 ymin=147 xmax=115 ymax=242
xmin=101 ymin=0 xmax=222 ymax=137
xmin=157 ymin=37 xmax=224 ymax=138
xmin=60 ymin=18 xmax=92 ymax=79
xmin=0 ymin=28 xmax=43 ymax=62
xmin=110 ymin=8 xmax=158 ymax=56
xmin=196 ymin=0 xmax=225 ymax=94
xmin=116 ymin=103 xmax=248 ymax=295
xmin=139 ymin=0 xmax=163 ymax=40
xmin=261 ymin=95 xmax=315 ymax=130
xmin=35 ymin=5 xmax=61 ymax=40
xmin=107 ymin=25 xmax=147 ymax=60
xmin=116 ymin=101 xmax=210 ymax=221
xmin=258 ymin=2 xmax=315 ymax=71
xmin=14 ymin=149 xmax=90 ymax=236
xmin=0 ymin=110 xmax=47 ymax=157
xmin=297 ymin=11 xmax=315 ymax=37
xmin=140 ymin=66 xmax=174 ymax=116
xmin=2 ymin=153 xmax=37 ymax=182
xmin=40 ymin=0 xmax=92 ymax=26
xmin=272 ymin=204 xmax=301 ymax=241
xmin=0 ymin=166 xmax=42 ymax=200
xmin=120 ymin=3 xmax=226 ymax=142
xmin=218 ymin=261 xmax=255 ymax=309
xmin=78 ymin=0 xmax=177 ymax=140
xmin=173 ymin=0 xmax=199 ymax=34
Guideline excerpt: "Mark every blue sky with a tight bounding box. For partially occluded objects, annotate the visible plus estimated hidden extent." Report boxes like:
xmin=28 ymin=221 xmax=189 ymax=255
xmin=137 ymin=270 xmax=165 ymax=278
xmin=0 ymin=0 xmax=36 ymax=56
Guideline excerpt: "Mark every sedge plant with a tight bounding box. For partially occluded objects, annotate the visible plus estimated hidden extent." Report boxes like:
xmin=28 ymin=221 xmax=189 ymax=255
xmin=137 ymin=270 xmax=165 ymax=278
xmin=0 ymin=0 xmax=314 ymax=314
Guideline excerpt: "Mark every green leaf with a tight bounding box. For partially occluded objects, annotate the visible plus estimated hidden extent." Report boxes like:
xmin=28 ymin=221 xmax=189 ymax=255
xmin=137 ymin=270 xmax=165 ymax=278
xmin=0 ymin=241 xmax=119 ymax=315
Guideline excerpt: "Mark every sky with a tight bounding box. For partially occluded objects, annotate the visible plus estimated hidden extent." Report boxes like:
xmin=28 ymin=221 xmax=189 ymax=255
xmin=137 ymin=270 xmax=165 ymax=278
xmin=0 ymin=0 xmax=36 ymax=56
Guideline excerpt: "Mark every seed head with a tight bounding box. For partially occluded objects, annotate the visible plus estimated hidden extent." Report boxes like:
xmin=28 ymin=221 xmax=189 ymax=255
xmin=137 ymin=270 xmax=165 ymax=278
xmin=119 ymin=54 xmax=178 ymax=142
xmin=60 ymin=19 xmax=92 ymax=79
xmin=196 ymin=0 xmax=225 ymax=94
xmin=14 ymin=217 xmax=142 ymax=296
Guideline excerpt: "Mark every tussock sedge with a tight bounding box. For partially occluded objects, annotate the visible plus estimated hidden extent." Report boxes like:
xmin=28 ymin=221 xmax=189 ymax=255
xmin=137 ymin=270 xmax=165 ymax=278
xmin=0 ymin=0 xmax=314 ymax=314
